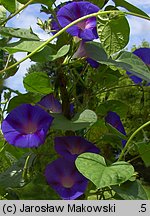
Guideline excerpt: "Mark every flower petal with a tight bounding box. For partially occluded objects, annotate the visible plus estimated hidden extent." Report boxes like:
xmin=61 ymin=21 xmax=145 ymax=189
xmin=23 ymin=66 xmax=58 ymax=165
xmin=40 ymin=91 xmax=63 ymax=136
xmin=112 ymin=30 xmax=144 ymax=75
xmin=38 ymin=94 xmax=62 ymax=113
xmin=45 ymin=158 xmax=88 ymax=200
xmin=54 ymin=136 xmax=100 ymax=161
xmin=105 ymin=111 xmax=126 ymax=148
xmin=105 ymin=111 xmax=126 ymax=135
xmin=86 ymin=58 xmax=100 ymax=68
xmin=134 ymin=48 xmax=150 ymax=65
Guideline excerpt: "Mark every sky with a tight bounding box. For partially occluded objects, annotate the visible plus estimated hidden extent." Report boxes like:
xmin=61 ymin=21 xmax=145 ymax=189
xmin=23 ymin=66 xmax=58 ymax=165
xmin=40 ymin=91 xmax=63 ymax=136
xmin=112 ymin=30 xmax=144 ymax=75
xmin=5 ymin=0 xmax=150 ymax=93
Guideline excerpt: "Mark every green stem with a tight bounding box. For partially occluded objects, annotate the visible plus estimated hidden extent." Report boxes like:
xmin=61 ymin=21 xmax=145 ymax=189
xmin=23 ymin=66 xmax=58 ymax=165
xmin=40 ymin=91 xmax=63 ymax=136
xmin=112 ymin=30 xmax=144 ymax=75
xmin=0 ymin=0 xmax=35 ymax=26
xmin=0 ymin=141 xmax=6 ymax=153
xmin=127 ymin=148 xmax=150 ymax=163
xmin=4 ymin=54 xmax=11 ymax=69
xmin=118 ymin=120 xmax=150 ymax=161
xmin=22 ymin=154 xmax=32 ymax=180
xmin=124 ymin=11 xmax=150 ymax=21
xmin=1 ymin=10 xmax=150 ymax=74
xmin=97 ymin=84 xmax=138 ymax=94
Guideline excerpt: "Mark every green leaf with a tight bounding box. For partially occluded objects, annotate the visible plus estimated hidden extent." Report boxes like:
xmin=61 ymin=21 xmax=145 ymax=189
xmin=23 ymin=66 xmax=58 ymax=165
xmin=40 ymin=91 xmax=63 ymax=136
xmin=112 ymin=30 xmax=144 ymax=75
xmin=112 ymin=0 xmax=149 ymax=17
xmin=3 ymin=40 xmax=44 ymax=54
xmin=0 ymin=0 xmax=16 ymax=13
xmin=86 ymin=119 xmax=108 ymax=142
xmin=137 ymin=142 xmax=150 ymax=167
xmin=0 ymin=5 xmax=6 ymax=23
xmin=17 ymin=174 xmax=59 ymax=200
xmin=30 ymin=45 xmax=69 ymax=62
xmin=116 ymin=51 xmax=150 ymax=82
xmin=75 ymin=153 xmax=134 ymax=189
xmin=50 ymin=45 xmax=70 ymax=61
xmin=0 ymin=132 xmax=5 ymax=148
xmin=93 ymin=65 xmax=121 ymax=88
xmin=92 ymin=0 xmax=108 ymax=8
xmin=97 ymin=13 xmax=130 ymax=55
xmin=3 ymin=144 xmax=29 ymax=161
xmin=3 ymin=57 xmax=19 ymax=79
xmin=85 ymin=41 xmax=108 ymax=62
xmin=55 ymin=45 xmax=70 ymax=59
xmin=51 ymin=109 xmax=97 ymax=131
xmin=100 ymin=133 xmax=124 ymax=149
xmin=106 ymin=123 xmax=127 ymax=140
xmin=112 ymin=180 xmax=148 ymax=200
xmin=85 ymin=42 xmax=150 ymax=83
xmin=0 ymin=154 xmax=30 ymax=189
xmin=7 ymin=93 xmax=41 ymax=112
xmin=0 ymin=27 xmax=39 ymax=40
xmin=30 ymin=45 xmax=56 ymax=62
xmin=0 ymin=37 xmax=10 ymax=48
xmin=143 ymin=185 xmax=150 ymax=200
xmin=17 ymin=0 xmax=56 ymax=7
xmin=17 ymin=0 xmax=31 ymax=3
xmin=23 ymin=72 xmax=53 ymax=94
xmin=73 ymin=109 xmax=97 ymax=124
xmin=95 ymin=73 xmax=119 ymax=87
xmin=97 ymin=100 xmax=129 ymax=117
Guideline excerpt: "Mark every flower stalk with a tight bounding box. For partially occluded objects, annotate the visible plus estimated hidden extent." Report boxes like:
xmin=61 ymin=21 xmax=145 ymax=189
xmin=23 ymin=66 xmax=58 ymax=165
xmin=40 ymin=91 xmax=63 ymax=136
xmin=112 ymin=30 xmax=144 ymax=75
xmin=118 ymin=120 xmax=150 ymax=161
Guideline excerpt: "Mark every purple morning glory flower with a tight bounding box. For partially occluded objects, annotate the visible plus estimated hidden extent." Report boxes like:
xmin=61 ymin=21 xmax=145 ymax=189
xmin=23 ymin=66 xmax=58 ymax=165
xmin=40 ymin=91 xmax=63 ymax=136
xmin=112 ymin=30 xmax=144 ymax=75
xmin=57 ymin=1 xmax=100 ymax=41
xmin=54 ymin=136 xmax=100 ymax=161
xmin=45 ymin=158 xmax=88 ymax=200
xmin=37 ymin=94 xmax=74 ymax=116
xmin=1 ymin=104 xmax=54 ymax=148
xmin=105 ymin=111 xmax=126 ymax=147
xmin=50 ymin=1 xmax=72 ymax=35
xmin=86 ymin=57 xmax=100 ymax=68
xmin=38 ymin=93 xmax=62 ymax=113
xmin=51 ymin=18 xmax=60 ymax=35
xmin=73 ymin=40 xmax=99 ymax=68
xmin=126 ymin=48 xmax=150 ymax=85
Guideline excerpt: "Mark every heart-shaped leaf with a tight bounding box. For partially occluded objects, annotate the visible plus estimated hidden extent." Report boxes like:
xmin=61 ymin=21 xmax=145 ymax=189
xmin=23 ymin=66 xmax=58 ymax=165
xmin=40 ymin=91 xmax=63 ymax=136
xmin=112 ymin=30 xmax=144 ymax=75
xmin=51 ymin=109 xmax=97 ymax=131
xmin=4 ymin=40 xmax=44 ymax=54
xmin=112 ymin=180 xmax=148 ymax=200
xmin=97 ymin=13 xmax=130 ymax=55
xmin=75 ymin=153 xmax=134 ymax=189
xmin=0 ymin=27 xmax=39 ymax=40
xmin=85 ymin=42 xmax=150 ymax=83
xmin=23 ymin=72 xmax=53 ymax=94
xmin=97 ymin=100 xmax=129 ymax=117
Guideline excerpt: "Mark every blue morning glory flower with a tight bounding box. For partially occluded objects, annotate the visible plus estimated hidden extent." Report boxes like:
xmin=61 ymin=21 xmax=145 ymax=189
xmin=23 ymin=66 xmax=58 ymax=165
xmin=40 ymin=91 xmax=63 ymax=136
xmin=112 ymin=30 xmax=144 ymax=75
xmin=126 ymin=48 xmax=150 ymax=85
xmin=57 ymin=1 xmax=100 ymax=41
xmin=38 ymin=93 xmax=62 ymax=113
xmin=1 ymin=104 xmax=54 ymax=148
xmin=45 ymin=158 xmax=88 ymax=200
xmin=105 ymin=111 xmax=126 ymax=147
xmin=54 ymin=136 xmax=100 ymax=161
